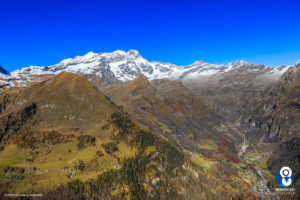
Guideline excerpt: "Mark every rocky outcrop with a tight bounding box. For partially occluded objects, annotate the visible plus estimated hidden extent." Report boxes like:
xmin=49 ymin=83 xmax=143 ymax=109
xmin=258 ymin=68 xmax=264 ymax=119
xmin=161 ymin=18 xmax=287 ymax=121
xmin=240 ymin=64 xmax=300 ymax=142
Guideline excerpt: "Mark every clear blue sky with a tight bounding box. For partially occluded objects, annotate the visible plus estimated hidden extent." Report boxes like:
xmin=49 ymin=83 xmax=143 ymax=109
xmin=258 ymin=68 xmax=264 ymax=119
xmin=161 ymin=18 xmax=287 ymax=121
xmin=0 ymin=0 xmax=300 ymax=71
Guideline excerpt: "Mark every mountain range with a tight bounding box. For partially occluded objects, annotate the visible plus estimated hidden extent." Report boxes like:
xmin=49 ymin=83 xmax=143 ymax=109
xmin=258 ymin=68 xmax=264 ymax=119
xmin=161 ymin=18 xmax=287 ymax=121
xmin=0 ymin=50 xmax=291 ymax=88
xmin=0 ymin=50 xmax=299 ymax=199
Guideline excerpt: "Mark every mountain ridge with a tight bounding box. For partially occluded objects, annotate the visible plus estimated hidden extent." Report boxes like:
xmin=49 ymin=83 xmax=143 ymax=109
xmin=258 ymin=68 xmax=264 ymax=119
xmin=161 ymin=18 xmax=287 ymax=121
xmin=0 ymin=50 xmax=295 ymax=89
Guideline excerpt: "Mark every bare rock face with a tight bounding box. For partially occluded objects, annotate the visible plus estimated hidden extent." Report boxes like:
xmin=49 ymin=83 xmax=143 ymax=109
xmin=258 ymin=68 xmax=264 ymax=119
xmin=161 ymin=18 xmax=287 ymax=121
xmin=240 ymin=64 xmax=300 ymax=143
xmin=182 ymin=61 xmax=290 ymax=118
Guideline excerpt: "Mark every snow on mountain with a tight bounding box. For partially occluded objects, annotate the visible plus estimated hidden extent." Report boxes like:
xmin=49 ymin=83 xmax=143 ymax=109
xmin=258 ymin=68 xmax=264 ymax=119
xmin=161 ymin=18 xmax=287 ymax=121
xmin=263 ymin=65 xmax=291 ymax=80
xmin=0 ymin=66 xmax=11 ymax=79
xmin=11 ymin=49 xmax=220 ymax=81
xmin=2 ymin=50 xmax=295 ymax=88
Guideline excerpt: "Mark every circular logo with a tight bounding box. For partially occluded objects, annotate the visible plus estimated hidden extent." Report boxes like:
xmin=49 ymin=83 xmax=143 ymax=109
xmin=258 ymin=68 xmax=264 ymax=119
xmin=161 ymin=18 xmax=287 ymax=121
xmin=275 ymin=166 xmax=294 ymax=187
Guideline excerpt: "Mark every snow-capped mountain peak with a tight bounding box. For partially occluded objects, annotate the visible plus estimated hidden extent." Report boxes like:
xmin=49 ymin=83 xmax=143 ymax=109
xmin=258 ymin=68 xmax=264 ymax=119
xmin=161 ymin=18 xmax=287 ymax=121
xmin=127 ymin=49 xmax=141 ymax=57
xmin=1 ymin=50 xmax=295 ymax=89
xmin=190 ymin=60 xmax=206 ymax=65
xmin=228 ymin=60 xmax=250 ymax=68
xmin=78 ymin=51 xmax=98 ymax=60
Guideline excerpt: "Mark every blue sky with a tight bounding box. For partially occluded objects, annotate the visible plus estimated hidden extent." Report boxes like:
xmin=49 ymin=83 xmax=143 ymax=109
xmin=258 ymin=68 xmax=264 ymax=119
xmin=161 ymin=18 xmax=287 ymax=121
xmin=0 ymin=0 xmax=300 ymax=71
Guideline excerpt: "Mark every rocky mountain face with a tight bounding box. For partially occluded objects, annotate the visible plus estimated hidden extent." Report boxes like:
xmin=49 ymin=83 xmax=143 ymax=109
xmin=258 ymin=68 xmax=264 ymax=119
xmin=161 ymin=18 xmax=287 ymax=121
xmin=239 ymin=63 xmax=300 ymax=143
xmin=101 ymin=76 xmax=242 ymax=152
xmin=183 ymin=61 xmax=290 ymax=117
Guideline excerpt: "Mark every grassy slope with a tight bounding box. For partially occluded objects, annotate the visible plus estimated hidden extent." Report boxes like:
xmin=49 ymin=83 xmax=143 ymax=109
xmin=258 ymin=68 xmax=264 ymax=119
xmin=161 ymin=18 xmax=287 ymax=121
xmin=0 ymin=133 xmax=137 ymax=193
xmin=0 ymin=73 xmax=260 ymax=199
